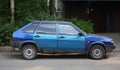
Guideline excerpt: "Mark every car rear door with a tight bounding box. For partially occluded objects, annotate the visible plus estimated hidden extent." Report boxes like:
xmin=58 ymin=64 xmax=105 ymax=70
xmin=33 ymin=23 xmax=57 ymax=51
xmin=57 ymin=24 xmax=85 ymax=52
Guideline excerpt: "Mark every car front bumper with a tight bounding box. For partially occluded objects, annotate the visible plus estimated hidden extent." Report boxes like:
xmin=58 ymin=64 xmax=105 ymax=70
xmin=106 ymin=45 xmax=116 ymax=52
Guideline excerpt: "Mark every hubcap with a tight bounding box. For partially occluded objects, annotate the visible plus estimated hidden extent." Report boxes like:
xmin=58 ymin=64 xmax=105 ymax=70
xmin=26 ymin=49 xmax=33 ymax=56
xmin=93 ymin=49 xmax=102 ymax=58
xmin=24 ymin=48 xmax=35 ymax=58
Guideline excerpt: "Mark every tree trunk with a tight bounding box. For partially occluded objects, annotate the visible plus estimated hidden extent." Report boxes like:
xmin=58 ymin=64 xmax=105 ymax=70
xmin=10 ymin=0 xmax=14 ymax=23
xmin=49 ymin=0 xmax=55 ymax=17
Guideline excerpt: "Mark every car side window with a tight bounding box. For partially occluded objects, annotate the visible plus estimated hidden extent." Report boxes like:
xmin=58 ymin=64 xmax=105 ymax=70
xmin=58 ymin=24 xmax=78 ymax=35
xmin=36 ymin=23 xmax=56 ymax=34
xmin=22 ymin=23 xmax=38 ymax=33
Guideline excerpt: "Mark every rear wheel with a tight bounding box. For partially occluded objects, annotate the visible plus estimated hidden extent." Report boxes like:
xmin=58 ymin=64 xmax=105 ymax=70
xmin=21 ymin=44 xmax=37 ymax=60
xmin=89 ymin=45 xmax=105 ymax=60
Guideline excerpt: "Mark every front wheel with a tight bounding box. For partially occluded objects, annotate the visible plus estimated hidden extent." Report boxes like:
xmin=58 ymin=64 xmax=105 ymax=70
xmin=89 ymin=45 xmax=106 ymax=60
xmin=21 ymin=44 xmax=37 ymax=60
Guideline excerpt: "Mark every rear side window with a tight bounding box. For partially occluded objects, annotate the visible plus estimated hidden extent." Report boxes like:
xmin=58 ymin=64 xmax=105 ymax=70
xmin=22 ymin=23 xmax=38 ymax=33
xmin=36 ymin=23 xmax=56 ymax=34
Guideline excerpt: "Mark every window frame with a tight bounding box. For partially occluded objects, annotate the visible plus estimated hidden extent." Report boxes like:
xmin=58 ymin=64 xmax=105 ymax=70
xmin=22 ymin=23 xmax=39 ymax=33
xmin=36 ymin=23 xmax=57 ymax=35
xmin=58 ymin=24 xmax=79 ymax=36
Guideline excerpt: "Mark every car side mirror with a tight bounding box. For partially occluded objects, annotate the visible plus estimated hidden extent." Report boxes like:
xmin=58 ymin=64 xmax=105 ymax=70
xmin=78 ymin=33 xmax=84 ymax=36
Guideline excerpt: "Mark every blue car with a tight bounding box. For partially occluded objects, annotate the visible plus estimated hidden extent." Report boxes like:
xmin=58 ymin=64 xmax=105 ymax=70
xmin=11 ymin=21 xmax=115 ymax=60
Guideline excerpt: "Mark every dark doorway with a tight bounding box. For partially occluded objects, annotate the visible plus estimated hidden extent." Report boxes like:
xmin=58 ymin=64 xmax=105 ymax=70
xmin=89 ymin=1 xmax=120 ymax=33
xmin=63 ymin=1 xmax=87 ymax=19
xmin=63 ymin=1 xmax=120 ymax=33
xmin=89 ymin=2 xmax=107 ymax=32
xmin=113 ymin=7 xmax=120 ymax=32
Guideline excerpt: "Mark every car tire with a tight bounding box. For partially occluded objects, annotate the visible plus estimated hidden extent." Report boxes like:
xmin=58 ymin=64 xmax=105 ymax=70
xmin=89 ymin=45 xmax=105 ymax=60
xmin=21 ymin=44 xmax=37 ymax=60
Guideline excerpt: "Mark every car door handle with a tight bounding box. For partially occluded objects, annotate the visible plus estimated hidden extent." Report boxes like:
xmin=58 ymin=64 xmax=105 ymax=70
xmin=59 ymin=36 xmax=65 ymax=38
xmin=34 ymin=35 xmax=40 ymax=37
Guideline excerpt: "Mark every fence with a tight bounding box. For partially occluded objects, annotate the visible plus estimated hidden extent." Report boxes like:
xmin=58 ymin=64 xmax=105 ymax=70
xmin=0 ymin=46 xmax=18 ymax=53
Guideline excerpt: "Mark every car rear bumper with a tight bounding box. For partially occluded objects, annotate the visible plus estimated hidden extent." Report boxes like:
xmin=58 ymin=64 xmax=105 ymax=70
xmin=10 ymin=42 xmax=21 ymax=50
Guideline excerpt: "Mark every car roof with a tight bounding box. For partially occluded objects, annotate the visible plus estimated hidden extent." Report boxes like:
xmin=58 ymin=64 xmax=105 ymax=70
xmin=32 ymin=21 xmax=71 ymax=24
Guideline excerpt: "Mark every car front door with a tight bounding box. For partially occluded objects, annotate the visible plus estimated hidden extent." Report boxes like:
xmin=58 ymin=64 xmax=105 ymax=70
xmin=57 ymin=24 xmax=85 ymax=52
xmin=33 ymin=23 xmax=57 ymax=51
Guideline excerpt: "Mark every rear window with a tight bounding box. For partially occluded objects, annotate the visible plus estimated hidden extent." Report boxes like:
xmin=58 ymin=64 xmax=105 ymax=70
xmin=22 ymin=23 xmax=38 ymax=33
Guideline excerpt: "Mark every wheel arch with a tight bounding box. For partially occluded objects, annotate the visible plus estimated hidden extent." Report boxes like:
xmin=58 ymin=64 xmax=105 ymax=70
xmin=88 ymin=42 xmax=106 ymax=53
xmin=20 ymin=41 xmax=41 ymax=51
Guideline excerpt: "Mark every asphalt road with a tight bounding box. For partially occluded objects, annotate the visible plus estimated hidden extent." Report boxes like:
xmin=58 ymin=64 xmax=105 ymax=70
xmin=0 ymin=52 xmax=120 ymax=70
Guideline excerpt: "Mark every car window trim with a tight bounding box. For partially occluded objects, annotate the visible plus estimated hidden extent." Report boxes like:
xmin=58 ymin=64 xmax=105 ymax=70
xmin=58 ymin=24 xmax=79 ymax=36
xmin=36 ymin=23 xmax=57 ymax=35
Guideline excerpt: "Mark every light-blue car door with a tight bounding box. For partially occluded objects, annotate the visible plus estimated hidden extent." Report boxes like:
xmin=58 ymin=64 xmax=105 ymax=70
xmin=57 ymin=24 xmax=85 ymax=52
xmin=33 ymin=23 xmax=57 ymax=51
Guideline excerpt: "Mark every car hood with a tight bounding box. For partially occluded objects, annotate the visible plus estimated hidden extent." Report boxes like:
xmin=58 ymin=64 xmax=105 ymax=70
xmin=86 ymin=34 xmax=112 ymax=42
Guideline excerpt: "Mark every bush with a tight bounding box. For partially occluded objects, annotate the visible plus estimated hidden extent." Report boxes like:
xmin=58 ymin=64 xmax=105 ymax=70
xmin=66 ymin=18 xmax=94 ymax=33
xmin=0 ymin=0 xmax=49 ymax=46
xmin=0 ymin=17 xmax=94 ymax=46
xmin=0 ymin=0 xmax=94 ymax=46
xmin=0 ymin=23 xmax=16 ymax=46
xmin=44 ymin=17 xmax=94 ymax=33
